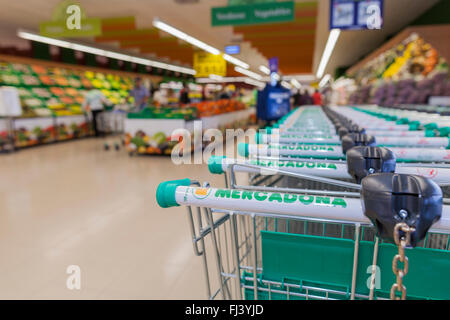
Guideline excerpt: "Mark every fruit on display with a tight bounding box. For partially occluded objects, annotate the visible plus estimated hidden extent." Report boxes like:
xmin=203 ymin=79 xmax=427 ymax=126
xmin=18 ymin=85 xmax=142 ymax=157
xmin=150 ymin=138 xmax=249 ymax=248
xmin=1 ymin=74 xmax=21 ymax=85
xmin=50 ymin=87 xmax=65 ymax=97
xmin=0 ymin=59 xmax=135 ymax=121
xmin=57 ymin=124 xmax=72 ymax=140
xmin=59 ymin=96 xmax=75 ymax=105
xmin=353 ymin=34 xmax=448 ymax=84
xmin=34 ymin=108 xmax=53 ymax=117
xmin=193 ymin=99 xmax=246 ymax=117
xmin=53 ymin=76 xmax=69 ymax=86
xmin=65 ymin=87 xmax=79 ymax=97
xmin=39 ymin=75 xmax=55 ymax=86
xmin=0 ymin=130 xmax=12 ymax=151
xmin=21 ymin=74 xmax=40 ymax=86
xmin=23 ymin=98 xmax=45 ymax=109
xmin=31 ymin=65 xmax=47 ymax=74
xmin=32 ymin=126 xmax=53 ymax=143
xmin=80 ymin=77 xmax=93 ymax=89
xmin=17 ymin=88 xmax=33 ymax=98
xmin=125 ymin=99 xmax=251 ymax=156
xmin=125 ymin=131 xmax=177 ymax=155
xmin=32 ymin=87 xmax=52 ymax=99
xmin=14 ymin=125 xmax=56 ymax=147
xmin=348 ymin=33 xmax=449 ymax=106
xmin=68 ymin=77 xmax=82 ymax=88
xmin=152 ymin=132 xmax=167 ymax=146
xmin=10 ymin=63 xmax=30 ymax=73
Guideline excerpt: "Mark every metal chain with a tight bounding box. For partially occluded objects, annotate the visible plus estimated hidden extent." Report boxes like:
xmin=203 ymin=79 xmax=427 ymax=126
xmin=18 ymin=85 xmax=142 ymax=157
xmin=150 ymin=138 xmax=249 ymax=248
xmin=390 ymin=222 xmax=415 ymax=300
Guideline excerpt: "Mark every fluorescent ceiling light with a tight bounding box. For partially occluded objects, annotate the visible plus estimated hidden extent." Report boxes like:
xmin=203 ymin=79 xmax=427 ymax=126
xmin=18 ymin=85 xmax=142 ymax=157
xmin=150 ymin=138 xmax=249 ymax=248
xmin=319 ymin=74 xmax=332 ymax=88
xmin=206 ymin=84 xmax=223 ymax=91
xmin=280 ymin=81 xmax=292 ymax=89
xmin=153 ymin=18 xmax=220 ymax=55
xmin=244 ymin=78 xmax=265 ymax=88
xmin=282 ymin=74 xmax=316 ymax=82
xmin=259 ymin=65 xmax=270 ymax=75
xmin=316 ymin=29 xmax=341 ymax=79
xmin=290 ymin=78 xmax=301 ymax=89
xmin=17 ymin=30 xmax=196 ymax=75
xmin=196 ymin=76 xmax=256 ymax=84
xmin=209 ymin=74 xmax=223 ymax=81
xmin=153 ymin=18 xmax=253 ymax=71
xmin=234 ymin=67 xmax=263 ymax=81
xmin=223 ymin=54 xmax=249 ymax=69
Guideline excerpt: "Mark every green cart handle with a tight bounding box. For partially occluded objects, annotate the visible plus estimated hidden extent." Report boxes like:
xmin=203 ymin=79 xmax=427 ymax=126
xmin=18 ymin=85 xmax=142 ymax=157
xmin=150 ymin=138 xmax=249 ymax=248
xmin=156 ymin=178 xmax=191 ymax=208
xmin=208 ymin=156 xmax=226 ymax=174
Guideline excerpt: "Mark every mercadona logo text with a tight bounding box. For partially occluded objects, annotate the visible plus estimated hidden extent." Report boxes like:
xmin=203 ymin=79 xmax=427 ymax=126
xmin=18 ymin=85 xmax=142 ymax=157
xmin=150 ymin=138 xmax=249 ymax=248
xmin=214 ymin=189 xmax=347 ymax=208
xmin=249 ymin=159 xmax=338 ymax=170
xmin=269 ymin=144 xmax=337 ymax=151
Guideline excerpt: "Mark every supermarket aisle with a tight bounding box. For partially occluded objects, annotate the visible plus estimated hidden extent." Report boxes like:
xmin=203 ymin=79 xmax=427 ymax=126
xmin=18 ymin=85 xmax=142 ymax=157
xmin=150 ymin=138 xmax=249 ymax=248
xmin=0 ymin=139 xmax=227 ymax=299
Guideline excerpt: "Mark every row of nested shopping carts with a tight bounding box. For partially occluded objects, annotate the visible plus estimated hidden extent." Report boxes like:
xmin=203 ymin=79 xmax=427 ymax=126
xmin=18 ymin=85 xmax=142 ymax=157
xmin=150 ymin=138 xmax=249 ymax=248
xmin=157 ymin=104 xmax=450 ymax=300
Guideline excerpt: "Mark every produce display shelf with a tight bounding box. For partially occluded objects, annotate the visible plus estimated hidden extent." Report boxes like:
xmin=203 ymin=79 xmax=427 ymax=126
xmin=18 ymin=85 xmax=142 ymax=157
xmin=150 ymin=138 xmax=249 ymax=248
xmin=0 ymin=114 xmax=93 ymax=151
xmin=124 ymin=107 xmax=255 ymax=156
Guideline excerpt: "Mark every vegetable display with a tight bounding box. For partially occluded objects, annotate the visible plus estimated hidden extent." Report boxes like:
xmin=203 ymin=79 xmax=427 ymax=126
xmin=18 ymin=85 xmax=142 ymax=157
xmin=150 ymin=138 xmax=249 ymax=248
xmin=0 ymin=59 xmax=137 ymax=149
xmin=347 ymin=34 xmax=449 ymax=106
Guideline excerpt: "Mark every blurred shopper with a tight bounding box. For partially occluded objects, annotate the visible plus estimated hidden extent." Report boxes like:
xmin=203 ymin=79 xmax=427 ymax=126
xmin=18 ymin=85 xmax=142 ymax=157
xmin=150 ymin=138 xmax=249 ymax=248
xmin=129 ymin=77 xmax=149 ymax=111
xmin=149 ymin=81 xmax=157 ymax=103
xmin=82 ymin=89 xmax=111 ymax=137
xmin=298 ymin=89 xmax=312 ymax=105
xmin=179 ymin=83 xmax=191 ymax=105
xmin=201 ymin=85 xmax=207 ymax=101
xmin=293 ymin=89 xmax=302 ymax=106
xmin=219 ymin=87 xmax=230 ymax=100
xmin=312 ymin=89 xmax=323 ymax=106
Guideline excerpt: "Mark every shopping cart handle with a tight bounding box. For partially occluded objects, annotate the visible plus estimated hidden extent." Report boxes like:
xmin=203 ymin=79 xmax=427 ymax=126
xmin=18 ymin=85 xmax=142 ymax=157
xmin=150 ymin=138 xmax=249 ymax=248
xmin=255 ymin=132 xmax=263 ymax=144
xmin=208 ymin=156 xmax=226 ymax=174
xmin=238 ymin=143 xmax=249 ymax=157
xmin=156 ymin=178 xmax=191 ymax=208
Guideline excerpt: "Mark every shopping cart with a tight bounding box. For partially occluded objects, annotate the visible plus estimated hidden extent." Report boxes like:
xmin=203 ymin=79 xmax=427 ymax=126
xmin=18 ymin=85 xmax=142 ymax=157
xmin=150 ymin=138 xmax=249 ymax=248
xmin=96 ymin=106 xmax=128 ymax=151
xmin=157 ymin=163 xmax=450 ymax=300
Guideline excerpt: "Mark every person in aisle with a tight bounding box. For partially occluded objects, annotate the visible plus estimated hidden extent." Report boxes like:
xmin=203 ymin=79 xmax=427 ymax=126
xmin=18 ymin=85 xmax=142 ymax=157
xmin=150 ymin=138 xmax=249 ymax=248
xmin=218 ymin=87 xmax=230 ymax=100
xmin=149 ymin=81 xmax=157 ymax=103
xmin=201 ymin=84 xmax=207 ymax=101
xmin=312 ymin=89 xmax=323 ymax=106
xmin=297 ymin=89 xmax=311 ymax=105
xmin=179 ymin=82 xmax=191 ymax=105
xmin=293 ymin=89 xmax=302 ymax=106
xmin=129 ymin=77 xmax=150 ymax=111
xmin=82 ymin=89 xmax=111 ymax=137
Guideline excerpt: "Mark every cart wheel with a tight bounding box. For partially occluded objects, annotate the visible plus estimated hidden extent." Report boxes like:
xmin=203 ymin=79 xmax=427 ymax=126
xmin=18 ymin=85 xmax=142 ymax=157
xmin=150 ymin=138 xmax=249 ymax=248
xmin=115 ymin=143 xmax=120 ymax=151
xmin=121 ymin=139 xmax=125 ymax=146
xmin=104 ymin=144 xmax=110 ymax=151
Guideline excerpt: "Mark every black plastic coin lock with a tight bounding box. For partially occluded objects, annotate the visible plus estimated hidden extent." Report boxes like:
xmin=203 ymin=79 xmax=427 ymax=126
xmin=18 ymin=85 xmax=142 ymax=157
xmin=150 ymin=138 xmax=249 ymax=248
xmin=346 ymin=146 xmax=396 ymax=183
xmin=341 ymin=133 xmax=376 ymax=154
xmin=361 ymin=173 xmax=442 ymax=247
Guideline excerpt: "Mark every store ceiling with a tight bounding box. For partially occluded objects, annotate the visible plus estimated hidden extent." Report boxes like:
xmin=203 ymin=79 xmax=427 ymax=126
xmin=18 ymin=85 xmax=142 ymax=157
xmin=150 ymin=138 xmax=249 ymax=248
xmin=0 ymin=0 xmax=442 ymax=80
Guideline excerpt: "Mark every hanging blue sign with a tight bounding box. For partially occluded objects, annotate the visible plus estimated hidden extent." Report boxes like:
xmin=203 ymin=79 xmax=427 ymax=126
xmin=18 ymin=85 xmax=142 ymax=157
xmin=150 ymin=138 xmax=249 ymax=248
xmin=330 ymin=0 xmax=383 ymax=30
xmin=225 ymin=45 xmax=241 ymax=55
xmin=268 ymin=57 xmax=278 ymax=73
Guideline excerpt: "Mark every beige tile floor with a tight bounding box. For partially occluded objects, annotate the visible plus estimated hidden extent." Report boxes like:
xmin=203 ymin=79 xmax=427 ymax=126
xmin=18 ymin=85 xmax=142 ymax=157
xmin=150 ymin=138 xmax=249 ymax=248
xmin=0 ymin=138 xmax=233 ymax=299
